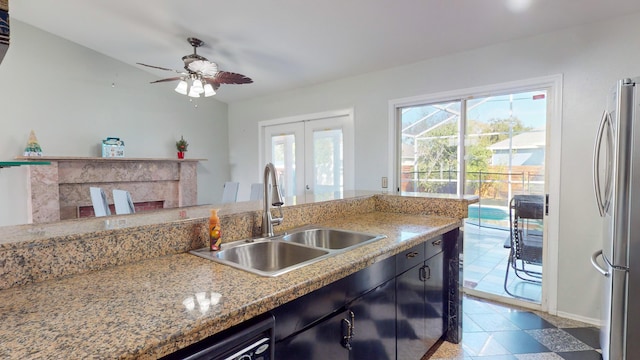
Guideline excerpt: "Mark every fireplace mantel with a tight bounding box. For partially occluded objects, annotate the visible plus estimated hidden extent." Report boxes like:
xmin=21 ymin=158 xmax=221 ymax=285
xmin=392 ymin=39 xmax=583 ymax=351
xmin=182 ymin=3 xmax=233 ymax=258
xmin=19 ymin=156 xmax=205 ymax=223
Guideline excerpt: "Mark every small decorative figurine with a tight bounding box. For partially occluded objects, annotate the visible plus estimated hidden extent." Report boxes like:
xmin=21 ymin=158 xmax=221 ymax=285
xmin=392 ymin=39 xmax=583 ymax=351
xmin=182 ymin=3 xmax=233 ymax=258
xmin=176 ymin=136 xmax=189 ymax=159
xmin=23 ymin=130 xmax=43 ymax=157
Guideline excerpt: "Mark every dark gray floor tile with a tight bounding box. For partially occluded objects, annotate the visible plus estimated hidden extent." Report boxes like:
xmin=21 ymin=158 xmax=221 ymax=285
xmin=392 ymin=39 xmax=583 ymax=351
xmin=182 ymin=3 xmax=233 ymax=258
xmin=491 ymin=330 xmax=550 ymax=354
xmin=561 ymin=327 xmax=600 ymax=349
xmin=556 ymin=350 xmax=602 ymax=360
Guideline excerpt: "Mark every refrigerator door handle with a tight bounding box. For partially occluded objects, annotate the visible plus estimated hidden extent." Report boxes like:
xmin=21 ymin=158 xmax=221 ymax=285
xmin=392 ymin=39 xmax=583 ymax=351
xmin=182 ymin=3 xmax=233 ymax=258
xmin=593 ymin=111 xmax=613 ymax=216
xmin=591 ymin=249 xmax=610 ymax=277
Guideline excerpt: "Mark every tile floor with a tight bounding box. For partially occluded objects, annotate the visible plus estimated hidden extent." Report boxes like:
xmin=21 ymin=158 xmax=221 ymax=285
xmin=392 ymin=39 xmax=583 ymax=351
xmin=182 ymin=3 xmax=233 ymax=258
xmin=463 ymin=223 xmax=542 ymax=302
xmin=423 ymin=296 xmax=601 ymax=360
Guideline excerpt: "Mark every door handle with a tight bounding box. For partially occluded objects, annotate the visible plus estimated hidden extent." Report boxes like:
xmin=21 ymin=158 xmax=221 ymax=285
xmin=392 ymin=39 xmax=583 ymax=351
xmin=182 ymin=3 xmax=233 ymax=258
xmin=590 ymin=250 xmax=610 ymax=277
xmin=593 ymin=111 xmax=613 ymax=217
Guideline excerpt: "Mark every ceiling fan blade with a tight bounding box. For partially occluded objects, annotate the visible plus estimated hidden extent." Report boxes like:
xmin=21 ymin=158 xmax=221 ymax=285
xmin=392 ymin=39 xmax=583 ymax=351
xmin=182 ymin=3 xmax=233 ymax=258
xmin=213 ymin=71 xmax=253 ymax=85
xmin=137 ymin=62 xmax=182 ymax=73
xmin=150 ymin=76 xmax=183 ymax=84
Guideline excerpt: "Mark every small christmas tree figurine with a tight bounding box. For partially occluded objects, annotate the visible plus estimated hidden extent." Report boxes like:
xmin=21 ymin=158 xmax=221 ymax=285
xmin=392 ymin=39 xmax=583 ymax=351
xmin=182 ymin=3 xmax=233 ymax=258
xmin=23 ymin=130 xmax=43 ymax=157
xmin=176 ymin=136 xmax=189 ymax=159
xmin=176 ymin=136 xmax=189 ymax=152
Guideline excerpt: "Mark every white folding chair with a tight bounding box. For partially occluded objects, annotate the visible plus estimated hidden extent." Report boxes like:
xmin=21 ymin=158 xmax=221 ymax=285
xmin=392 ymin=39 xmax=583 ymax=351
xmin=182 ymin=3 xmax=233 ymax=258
xmin=221 ymin=181 xmax=239 ymax=203
xmin=113 ymin=189 xmax=135 ymax=215
xmin=249 ymin=183 xmax=264 ymax=201
xmin=90 ymin=187 xmax=111 ymax=217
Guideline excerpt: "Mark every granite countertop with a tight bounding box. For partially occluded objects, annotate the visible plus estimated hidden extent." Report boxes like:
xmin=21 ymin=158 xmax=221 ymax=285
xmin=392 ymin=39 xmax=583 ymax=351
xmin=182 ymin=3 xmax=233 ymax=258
xmin=0 ymin=211 xmax=461 ymax=359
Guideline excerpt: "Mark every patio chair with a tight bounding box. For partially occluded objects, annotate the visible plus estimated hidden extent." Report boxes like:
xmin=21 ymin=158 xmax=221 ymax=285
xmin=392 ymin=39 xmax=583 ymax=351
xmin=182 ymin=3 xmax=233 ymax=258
xmin=504 ymin=194 xmax=544 ymax=299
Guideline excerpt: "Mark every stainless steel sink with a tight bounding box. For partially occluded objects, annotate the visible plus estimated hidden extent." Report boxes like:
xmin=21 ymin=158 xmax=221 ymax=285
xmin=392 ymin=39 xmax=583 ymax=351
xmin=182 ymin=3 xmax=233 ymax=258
xmin=190 ymin=227 xmax=386 ymax=277
xmin=282 ymin=228 xmax=386 ymax=250
xmin=190 ymin=239 xmax=331 ymax=277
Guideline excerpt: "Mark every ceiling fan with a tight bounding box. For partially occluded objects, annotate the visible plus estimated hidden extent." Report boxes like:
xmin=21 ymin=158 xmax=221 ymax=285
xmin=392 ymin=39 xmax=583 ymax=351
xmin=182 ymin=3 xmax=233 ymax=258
xmin=137 ymin=37 xmax=253 ymax=97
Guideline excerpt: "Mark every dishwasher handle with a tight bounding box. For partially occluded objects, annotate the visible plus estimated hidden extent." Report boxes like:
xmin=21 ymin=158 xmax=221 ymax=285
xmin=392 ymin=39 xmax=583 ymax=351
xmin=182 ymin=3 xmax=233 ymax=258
xmin=591 ymin=249 xmax=610 ymax=277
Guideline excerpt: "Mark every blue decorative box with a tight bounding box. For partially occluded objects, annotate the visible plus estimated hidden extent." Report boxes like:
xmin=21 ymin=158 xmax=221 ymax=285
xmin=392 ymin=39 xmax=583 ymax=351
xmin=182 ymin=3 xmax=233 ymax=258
xmin=101 ymin=137 xmax=125 ymax=158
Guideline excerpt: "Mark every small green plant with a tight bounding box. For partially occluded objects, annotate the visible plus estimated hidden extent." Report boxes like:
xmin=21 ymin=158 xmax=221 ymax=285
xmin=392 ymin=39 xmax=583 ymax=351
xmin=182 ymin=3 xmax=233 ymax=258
xmin=176 ymin=136 xmax=189 ymax=152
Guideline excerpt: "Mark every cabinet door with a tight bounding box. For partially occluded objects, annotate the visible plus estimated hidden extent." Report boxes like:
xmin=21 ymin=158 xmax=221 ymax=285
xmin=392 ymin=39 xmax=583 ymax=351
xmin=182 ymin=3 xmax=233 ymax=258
xmin=275 ymin=309 xmax=350 ymax=360
xmin=349 ymin=279 xmax=396 ymax=360
xmin=396 ymin=265 xmax=427 ymax=359
xmin=424 ymin=251 xmax=445 ymax=350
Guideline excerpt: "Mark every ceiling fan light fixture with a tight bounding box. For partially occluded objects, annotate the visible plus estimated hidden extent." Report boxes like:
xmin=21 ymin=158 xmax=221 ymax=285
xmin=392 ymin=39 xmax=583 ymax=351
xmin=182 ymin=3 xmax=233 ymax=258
xmin=174 ymin=80 xmax=188 ymax=95
xmin=191 ymin=79 xmax=204 ymax=94
xmin=204 ymin=84 xmax=216 ymax=97
xmin=138 ymin=37 xmax=253 ymax=99
xmin=188 ymin=86 xmax=201 ymax=98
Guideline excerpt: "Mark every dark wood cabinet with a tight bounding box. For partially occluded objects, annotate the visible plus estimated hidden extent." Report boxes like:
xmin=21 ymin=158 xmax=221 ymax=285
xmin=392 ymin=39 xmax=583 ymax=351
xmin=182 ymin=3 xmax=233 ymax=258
xmin=276 ymin=308 xmax=352 ymax=359
xmin=349 ymin=279 xmax=396 ymax=360
xmin=396 ymin=237 xmax=445 ymax=359
xmin=276 ymin=278 xmax=397 ymax=360
xmin=273 ymin=232 xmax=452 ymax=360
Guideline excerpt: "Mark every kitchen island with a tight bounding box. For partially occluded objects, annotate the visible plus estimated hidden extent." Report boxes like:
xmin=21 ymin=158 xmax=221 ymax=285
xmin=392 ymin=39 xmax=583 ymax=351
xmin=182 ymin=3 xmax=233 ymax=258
xmin=0 ymin=193 xmax=476 ymax=359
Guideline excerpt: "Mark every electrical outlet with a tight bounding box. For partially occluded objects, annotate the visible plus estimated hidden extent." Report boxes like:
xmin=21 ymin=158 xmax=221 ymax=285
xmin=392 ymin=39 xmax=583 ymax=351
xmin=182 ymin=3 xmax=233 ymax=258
xmin=382 ymin=177 xmax=388 ymax=188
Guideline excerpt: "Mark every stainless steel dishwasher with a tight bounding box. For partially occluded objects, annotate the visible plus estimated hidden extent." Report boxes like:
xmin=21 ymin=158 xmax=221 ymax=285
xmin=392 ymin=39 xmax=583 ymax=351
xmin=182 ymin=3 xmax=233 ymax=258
xmin=161 ymin=313 xmax=274 ymax=360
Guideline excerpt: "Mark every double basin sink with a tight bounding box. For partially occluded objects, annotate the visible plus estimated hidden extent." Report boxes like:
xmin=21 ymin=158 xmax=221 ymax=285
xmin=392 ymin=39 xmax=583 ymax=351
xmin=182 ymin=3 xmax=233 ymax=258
xmin=190 ymin=228 xmax=386 ymax=277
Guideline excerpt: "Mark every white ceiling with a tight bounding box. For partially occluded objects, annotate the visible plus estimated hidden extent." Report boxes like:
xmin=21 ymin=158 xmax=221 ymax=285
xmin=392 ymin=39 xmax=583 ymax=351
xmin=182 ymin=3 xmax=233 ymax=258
xmin=10 ymin=0 xmax=640 ymax=103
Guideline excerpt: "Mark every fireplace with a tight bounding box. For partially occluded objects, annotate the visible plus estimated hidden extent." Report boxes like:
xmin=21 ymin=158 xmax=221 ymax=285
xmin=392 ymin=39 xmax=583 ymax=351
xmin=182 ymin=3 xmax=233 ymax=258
xmin=23 ymin=156 xmax=201 ymax=223
xmin=77 ymin=200 xmax=165 ymax=218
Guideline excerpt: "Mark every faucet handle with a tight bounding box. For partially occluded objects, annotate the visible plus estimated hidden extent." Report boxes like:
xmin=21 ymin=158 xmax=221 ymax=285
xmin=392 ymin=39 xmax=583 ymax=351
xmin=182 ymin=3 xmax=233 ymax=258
xmin=272 ymin=205 xmax=284 ymax=226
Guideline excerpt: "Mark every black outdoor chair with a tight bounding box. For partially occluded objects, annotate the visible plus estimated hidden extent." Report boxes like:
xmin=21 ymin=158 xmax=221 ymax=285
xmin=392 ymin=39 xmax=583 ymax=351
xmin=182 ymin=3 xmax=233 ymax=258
xmin=504 ymin=194 xmax=544 ymax=299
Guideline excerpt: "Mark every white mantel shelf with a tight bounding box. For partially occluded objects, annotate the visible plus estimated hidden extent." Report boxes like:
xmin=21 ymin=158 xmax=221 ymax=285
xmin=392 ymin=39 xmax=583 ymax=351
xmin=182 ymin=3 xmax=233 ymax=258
xmin=15 ymin=156 xmax=207 ymax=162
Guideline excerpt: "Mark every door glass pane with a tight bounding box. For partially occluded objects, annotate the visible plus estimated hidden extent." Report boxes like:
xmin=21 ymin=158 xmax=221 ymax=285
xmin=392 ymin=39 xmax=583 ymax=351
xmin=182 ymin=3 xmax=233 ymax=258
xmin=464 ymin=91 xmax=547 ymax=230
xmin=400 ymin=101 xmax=461 ymax=194
xmin=313 ymin=129 xmax=343 ymax=194
xmin=271 ymin=134 xmax=296 ymax=197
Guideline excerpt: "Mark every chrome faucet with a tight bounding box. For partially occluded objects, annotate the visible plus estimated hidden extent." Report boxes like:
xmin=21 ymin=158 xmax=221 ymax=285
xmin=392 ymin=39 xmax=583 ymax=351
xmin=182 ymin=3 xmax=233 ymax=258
xmin=261 ymin=163 xmax=284 ymax=237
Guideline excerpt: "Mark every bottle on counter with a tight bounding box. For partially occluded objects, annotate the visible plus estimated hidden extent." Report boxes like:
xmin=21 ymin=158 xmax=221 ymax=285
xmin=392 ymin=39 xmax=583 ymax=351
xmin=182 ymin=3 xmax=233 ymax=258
xmin=209 ymin=209 xmax=222 ymax=251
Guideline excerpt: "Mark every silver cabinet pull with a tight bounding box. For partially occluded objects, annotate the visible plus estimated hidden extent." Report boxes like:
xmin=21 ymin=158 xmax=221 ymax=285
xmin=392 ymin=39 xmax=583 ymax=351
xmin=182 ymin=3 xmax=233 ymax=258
xmin=406 ymin=251 xmax=419 ymax=258
xmin=341 ymin=311 xmax=355 ymax=350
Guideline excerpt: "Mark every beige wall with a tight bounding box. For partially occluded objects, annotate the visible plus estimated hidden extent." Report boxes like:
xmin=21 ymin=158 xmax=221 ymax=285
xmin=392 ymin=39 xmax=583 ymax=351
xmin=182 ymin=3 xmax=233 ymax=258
xmin=227 ymin=11 xmax=640 ymax=322
xmin=0 ymin=20 xmax=230 ymax=226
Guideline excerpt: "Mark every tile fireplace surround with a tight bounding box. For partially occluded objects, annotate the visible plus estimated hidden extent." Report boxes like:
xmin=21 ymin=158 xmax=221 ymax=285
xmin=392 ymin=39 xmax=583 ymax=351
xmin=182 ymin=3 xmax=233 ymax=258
xmin=20 ymin=156 xmax=202 ymax=223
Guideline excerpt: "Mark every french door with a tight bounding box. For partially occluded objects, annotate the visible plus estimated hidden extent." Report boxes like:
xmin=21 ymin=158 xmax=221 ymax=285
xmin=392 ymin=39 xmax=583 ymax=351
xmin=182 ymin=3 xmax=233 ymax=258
xmin=261 ymin=110 xmax=354 ymax=198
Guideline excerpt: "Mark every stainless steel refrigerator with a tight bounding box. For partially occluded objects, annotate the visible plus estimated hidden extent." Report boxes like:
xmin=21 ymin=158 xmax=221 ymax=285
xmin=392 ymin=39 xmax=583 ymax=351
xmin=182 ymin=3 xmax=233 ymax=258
xmin=591 ymin=77 xmax=640 ymax=360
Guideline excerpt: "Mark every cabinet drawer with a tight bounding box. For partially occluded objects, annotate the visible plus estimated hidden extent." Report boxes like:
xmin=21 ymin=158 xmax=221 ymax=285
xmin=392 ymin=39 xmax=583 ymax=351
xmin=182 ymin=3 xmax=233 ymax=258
xmin=396 ymin=242 xmax=425 ymax=274
xmin=425 ymin=235 xmax=443 ymax=260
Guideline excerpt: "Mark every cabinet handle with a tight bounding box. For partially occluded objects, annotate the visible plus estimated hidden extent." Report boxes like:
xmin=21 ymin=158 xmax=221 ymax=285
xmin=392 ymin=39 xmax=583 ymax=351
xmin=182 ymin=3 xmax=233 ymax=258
xmin=349 ymin=310 xmax=355 ymax=337
xmin=419 ymin=265 xmax=431 ymax=281
xmin=406 ymin=251 xmax=419 ymax=259
xmin=432 ymin=239 xmax=442 ymax=246
xmin=341 ymin=310 xmax=355 ymax=350
xmin=341 ymin=318 xmax=352 ymax=350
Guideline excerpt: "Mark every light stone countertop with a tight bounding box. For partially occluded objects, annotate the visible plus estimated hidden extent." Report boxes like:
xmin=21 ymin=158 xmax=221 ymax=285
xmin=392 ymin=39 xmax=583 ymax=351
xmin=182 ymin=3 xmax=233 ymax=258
xmin=0 ymin=211 xmax=461 ymax=359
